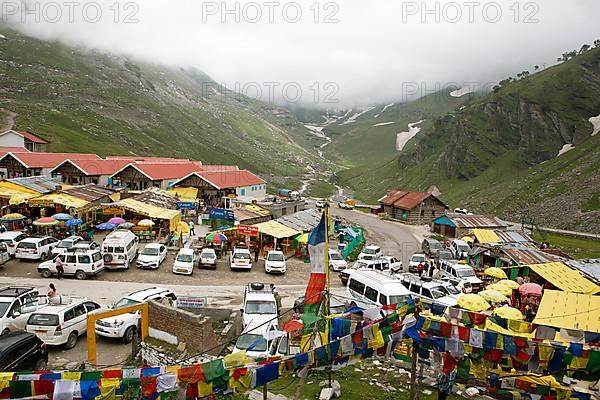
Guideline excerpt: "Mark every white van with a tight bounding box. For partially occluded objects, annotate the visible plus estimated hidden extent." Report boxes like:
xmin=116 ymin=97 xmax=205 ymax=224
xmin=173 ymin=248 xmax=195 ymax=275
xmin=450 ymin=239 xmax=471 ymax=259
xmin=38 ymin=249 xmax=105 ymax=280
xmin=439 ymin=260 xmax=483 ymax=293
xmin=346 ymin=270 xmax=411 ymax=309
xmin=101 ymin=230 xmax=139 ymax=269
xmin=397 ymin=274 xmax=459 ymax=307
xmin=26 ymin=298 xmax=101 ymax=349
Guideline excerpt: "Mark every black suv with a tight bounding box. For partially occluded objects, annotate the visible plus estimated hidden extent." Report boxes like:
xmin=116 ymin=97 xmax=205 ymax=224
xmin=0 ymin=332 xmax=48 ymax=371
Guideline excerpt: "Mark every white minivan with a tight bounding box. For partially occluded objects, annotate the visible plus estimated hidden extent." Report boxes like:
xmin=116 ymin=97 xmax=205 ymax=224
xmin=26 ymin=297 xmax=101 ymax=349
xmin=101 ymin=230 xmax=139 ymax=269
xmin=450 ymin=239 xmax=471 ymax=260
xmin=346 ymin=270 xmax=411 ymax=309
xmin=173 ymin=248 xmax=195 ymax=275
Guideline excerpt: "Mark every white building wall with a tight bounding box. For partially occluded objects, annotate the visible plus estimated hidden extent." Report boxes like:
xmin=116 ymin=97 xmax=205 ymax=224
xmin=0 ymin=131 xmax=25 ymax=147
xmin=236 ymin=184 xmax=267 ymax=199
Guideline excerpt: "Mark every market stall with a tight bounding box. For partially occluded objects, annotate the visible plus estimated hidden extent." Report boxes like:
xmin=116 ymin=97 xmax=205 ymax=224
xmin=254 ymin=220 xmax=301 ymax=257
xmin=102 ymin=198 xmax=181 ymax=232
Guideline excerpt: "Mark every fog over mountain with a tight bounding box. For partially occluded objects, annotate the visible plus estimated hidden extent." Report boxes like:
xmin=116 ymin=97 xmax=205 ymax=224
xmin=3 ymin=0 xmax=600 ymax=107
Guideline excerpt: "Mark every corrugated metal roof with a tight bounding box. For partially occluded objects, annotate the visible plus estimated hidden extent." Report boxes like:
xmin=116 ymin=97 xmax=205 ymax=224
xmin=234 ymin=207 xmax=266 ymax=222
xmin=528 ymin=262 xmax=600 ymax=295
xmin=7 ymin=175 xmax=62 ymax=194
xmin=60 ymin=184 xmax=115 ymax=202
xmin=276 ymin=209 xmax=321 ymax=232
xmin=504 ymin=246 xmax=566 ymax=265
xmin=494 ymin=230 xmax=533 ymax=243
xmin=379 ymin=190 xmax=444 ymax=210
xmin=446 ymin=213 xmax=508 ymax=229
xmin=533 ymin=290 xmax=600 ymax=333
xmin=567 ymin=259 xmax=600 ymax=283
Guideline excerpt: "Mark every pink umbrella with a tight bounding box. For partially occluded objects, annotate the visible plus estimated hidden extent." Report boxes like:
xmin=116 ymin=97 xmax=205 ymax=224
xmin=519 ymin=283 xmax=543 ymax=296
xmin=108 ymin=217 xmax=126 ymax=225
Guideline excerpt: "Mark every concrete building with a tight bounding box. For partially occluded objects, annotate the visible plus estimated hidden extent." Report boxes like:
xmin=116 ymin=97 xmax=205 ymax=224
xmin=0 ymin=130 xmax=48 ymax=152
xmin=432 ymin=213 xmax=508 ymax=238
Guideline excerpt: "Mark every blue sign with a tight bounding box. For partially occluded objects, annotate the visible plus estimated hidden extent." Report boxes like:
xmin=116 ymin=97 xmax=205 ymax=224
xmin=177 ymin=202 xmax=196 ymax=210
xmin=209 ymin=207 xmax=235 ymax=220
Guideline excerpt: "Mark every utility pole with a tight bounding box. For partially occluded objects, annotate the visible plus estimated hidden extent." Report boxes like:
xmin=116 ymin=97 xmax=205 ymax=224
xmin=409 ymin=343 xmax=419 ymax=400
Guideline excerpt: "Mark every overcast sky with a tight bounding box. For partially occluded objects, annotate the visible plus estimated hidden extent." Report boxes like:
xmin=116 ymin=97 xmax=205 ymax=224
xmin=4 ymin=0 xmax=600 ymax=108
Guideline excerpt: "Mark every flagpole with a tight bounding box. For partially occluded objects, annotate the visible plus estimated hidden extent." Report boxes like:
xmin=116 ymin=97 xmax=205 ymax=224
xmin=324 ymin=204 xmax=332 ymax=388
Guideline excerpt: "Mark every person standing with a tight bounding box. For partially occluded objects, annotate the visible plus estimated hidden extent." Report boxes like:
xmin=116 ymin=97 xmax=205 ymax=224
xmin=55 ymin=256 xmax=64 ymax=280
xmin=188 ymin=219 xmax=195 ymax=236
xmin=254 ymin=246 xmax=260 ymax=263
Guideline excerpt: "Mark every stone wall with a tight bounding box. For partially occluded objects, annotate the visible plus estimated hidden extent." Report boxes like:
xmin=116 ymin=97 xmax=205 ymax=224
xmin=147 ymin=301 xmax=240 ymax=356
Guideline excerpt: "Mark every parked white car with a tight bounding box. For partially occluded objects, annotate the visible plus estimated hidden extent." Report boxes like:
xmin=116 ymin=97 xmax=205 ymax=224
xmin=358 ymin=245 xmax=382 ymax=261
xmin=438 ymin=260 xmax=483 ymax=293
xmin=0 ymin=231 xmax=27 ymax=257
xmin=230 ymin=247 xmax=252 ymax=270
xmin=38 ymin=249 xmax=105 ymax=280
xmin=26 ymin=298 xmax=101 ymax=348
xmin=264 ymin=250 xmax=286 ymax=274
xmin=51 ymin=236 xmax=83 ymax=256
xmin=328 ymin=250 xmax=347 ymax=271
xmin=450 ymin=239 xmax=471 ymax=260
xmin=15 ymin=236 xmax=59 ymax=260
xmin=408 ymin=253 xmax=427 ymax=273
xmin=381 ymin=256 xmax=403 ymax=273
xmin=0 ymin=286 xmax=46 ymax=336
xmin=242 ymin=282 xmax=279 ymax=331
xmin=397 ymin=274 xmax=459 ymax=308
xmin=0 ymin=243 xmax=9 ymax=266
xmin=199 ymin=248 xmax=217 ymax=270
xmin=136 ymin=243 xmax=167 ymax=269
xmin=95 ymin=287 xmax=176 ymax=343
xmin=173 ymin=248 xmax=195 ymax=275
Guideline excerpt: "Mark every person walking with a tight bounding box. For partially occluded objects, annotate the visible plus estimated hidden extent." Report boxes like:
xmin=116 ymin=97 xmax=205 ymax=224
xmin=55 ymin=255 xmax=64 ymax=280
xmin=188 ymin=219 xmax=195 ymax=236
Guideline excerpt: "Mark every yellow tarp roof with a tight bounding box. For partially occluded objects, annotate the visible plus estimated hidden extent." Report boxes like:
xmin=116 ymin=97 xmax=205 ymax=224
xmin=473 ymin=228 xmax=500 ymax=244
xmin=0 ymin=181 xmax=40 ymax=204
xmin=29 ymin=193 xmax=89 ymax=209
xmin=533 ymin=290 xmax=600 ymax=333
xmin=167 ymin=187 xmax=198 ymax=201
xmin=245 ymin=204 xmax=270 ymax=216
xmin=528 ymin=262 xmax=600 ymax=295
xmin=254 ymin=220 xmax=301 ymax=239
xmin=110 ymin=198 xmax=181 ymax=221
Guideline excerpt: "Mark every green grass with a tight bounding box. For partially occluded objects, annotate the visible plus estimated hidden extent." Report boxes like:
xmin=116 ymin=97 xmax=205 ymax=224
xmin=306 ymin=181 xmax=336 ymax=198
xmin=532 ymin=232 xmax=600 ymax=259
xmin=0 ymin=27 xmax=328 ymax=177
xmin=583 ymin=192 xmax=600 ymax=212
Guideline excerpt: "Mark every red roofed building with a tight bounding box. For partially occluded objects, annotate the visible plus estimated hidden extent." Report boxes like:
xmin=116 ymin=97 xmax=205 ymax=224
xmin=0 ymin=130 xmax=48 ymax=152
xmin=49 ymin=159 xmax=133 ymax=186
xmin=0 ymin=152 xmax=101 ymax=179
xmin=378 ymin=189 xmax=448 ymax=224
xmin=172 ymin=170 xmax=267 ymax=204
xmin=109 ymin=162 xmax=205 ymax=190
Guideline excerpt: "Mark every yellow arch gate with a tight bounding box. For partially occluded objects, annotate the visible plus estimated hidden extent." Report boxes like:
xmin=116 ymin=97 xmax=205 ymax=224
xmin=86 ymin=303 xmax=149 ymax=366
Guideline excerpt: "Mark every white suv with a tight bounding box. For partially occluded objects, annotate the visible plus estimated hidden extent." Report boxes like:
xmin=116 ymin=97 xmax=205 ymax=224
xmin=358 ymin=245 xmax=382 ymax=260
xmin=15 ymin=236 xmax=59 ymax=260
xmin=0 ymin=231 xmax=27 ymax=257
xmin=26 ymin=298 xmax=101 ymax=349
xmin=242 ymin=282 xmax=279 ymax=331
xmin=264 ymin=250 xmax=286 ymax=274
xmin=0 ymin=286 xmax=46 ymax=336
xmin=51 ymin=236 xmax=83 ymax=256
xmin=199 ymin=248 xmax=217 ymax=269
xmin=95 ymin=287 xmax=176 ymax=343
xmin=328 ymin=250 xmax=347 ymax=272
xmin=230 ymin=247 xmax=252 ymax=270
xmin=38 ymin=249 xmax=105 ymax=280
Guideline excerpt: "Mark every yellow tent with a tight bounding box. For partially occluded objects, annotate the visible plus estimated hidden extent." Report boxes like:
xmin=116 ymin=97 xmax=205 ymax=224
xmin=528 ymin=262 xmax=600 ymax=294
xmin=254 ymin=220 xmax=301 ymax=239
xmin=106 ymin=198 xmax=181 ymax=230
xmin=0 ymin=181 xmax=40 ymax=205
xmin=533 ymin=290 xmax=600 ymax=333
xmin=167 ymin=187 xmax=198 ymax=202
xmin=176 ymin=221 xmax=190 ymax=235
xmin=28 ymin=193 xmax=89 ymax=210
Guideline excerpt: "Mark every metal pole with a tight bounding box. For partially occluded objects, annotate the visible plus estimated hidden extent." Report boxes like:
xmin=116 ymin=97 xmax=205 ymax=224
xmin=263 ymin=383 xmax=268 ymax=400
xmin=409 ymin=343 xmax=418 ymax=400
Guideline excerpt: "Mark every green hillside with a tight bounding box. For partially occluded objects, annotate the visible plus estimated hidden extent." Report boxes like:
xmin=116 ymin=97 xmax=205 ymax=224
xmin=0 ymin=28 xmax=327 ymax=177
xmin=339 ymin=46 xmax=600 ymax=232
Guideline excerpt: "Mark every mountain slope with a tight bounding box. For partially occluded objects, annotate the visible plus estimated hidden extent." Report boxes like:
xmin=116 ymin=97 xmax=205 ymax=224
xmin=0 ymin=28 xmax=327 ymax=177
xmin=339 ymin=46 xmax=600 ymax=232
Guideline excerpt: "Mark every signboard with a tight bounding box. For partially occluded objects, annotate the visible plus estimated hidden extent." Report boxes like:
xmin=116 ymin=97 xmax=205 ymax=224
xmin=209 ymin=207 xmax=234 ymax=220
xmin=28 ymin=199 xmax=54 ymax=207
xmin=237 ymin=224 xmax=259 ymax=236
xmin=176 ymin=296 xmax=208 ymax=309
xmin=176 ymin=202 xmax=196 ymax=210
xmin=103 ymin=207 xmax=125 ymax=216
xmin=228 ymin=194 xmax=237 ymax=198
